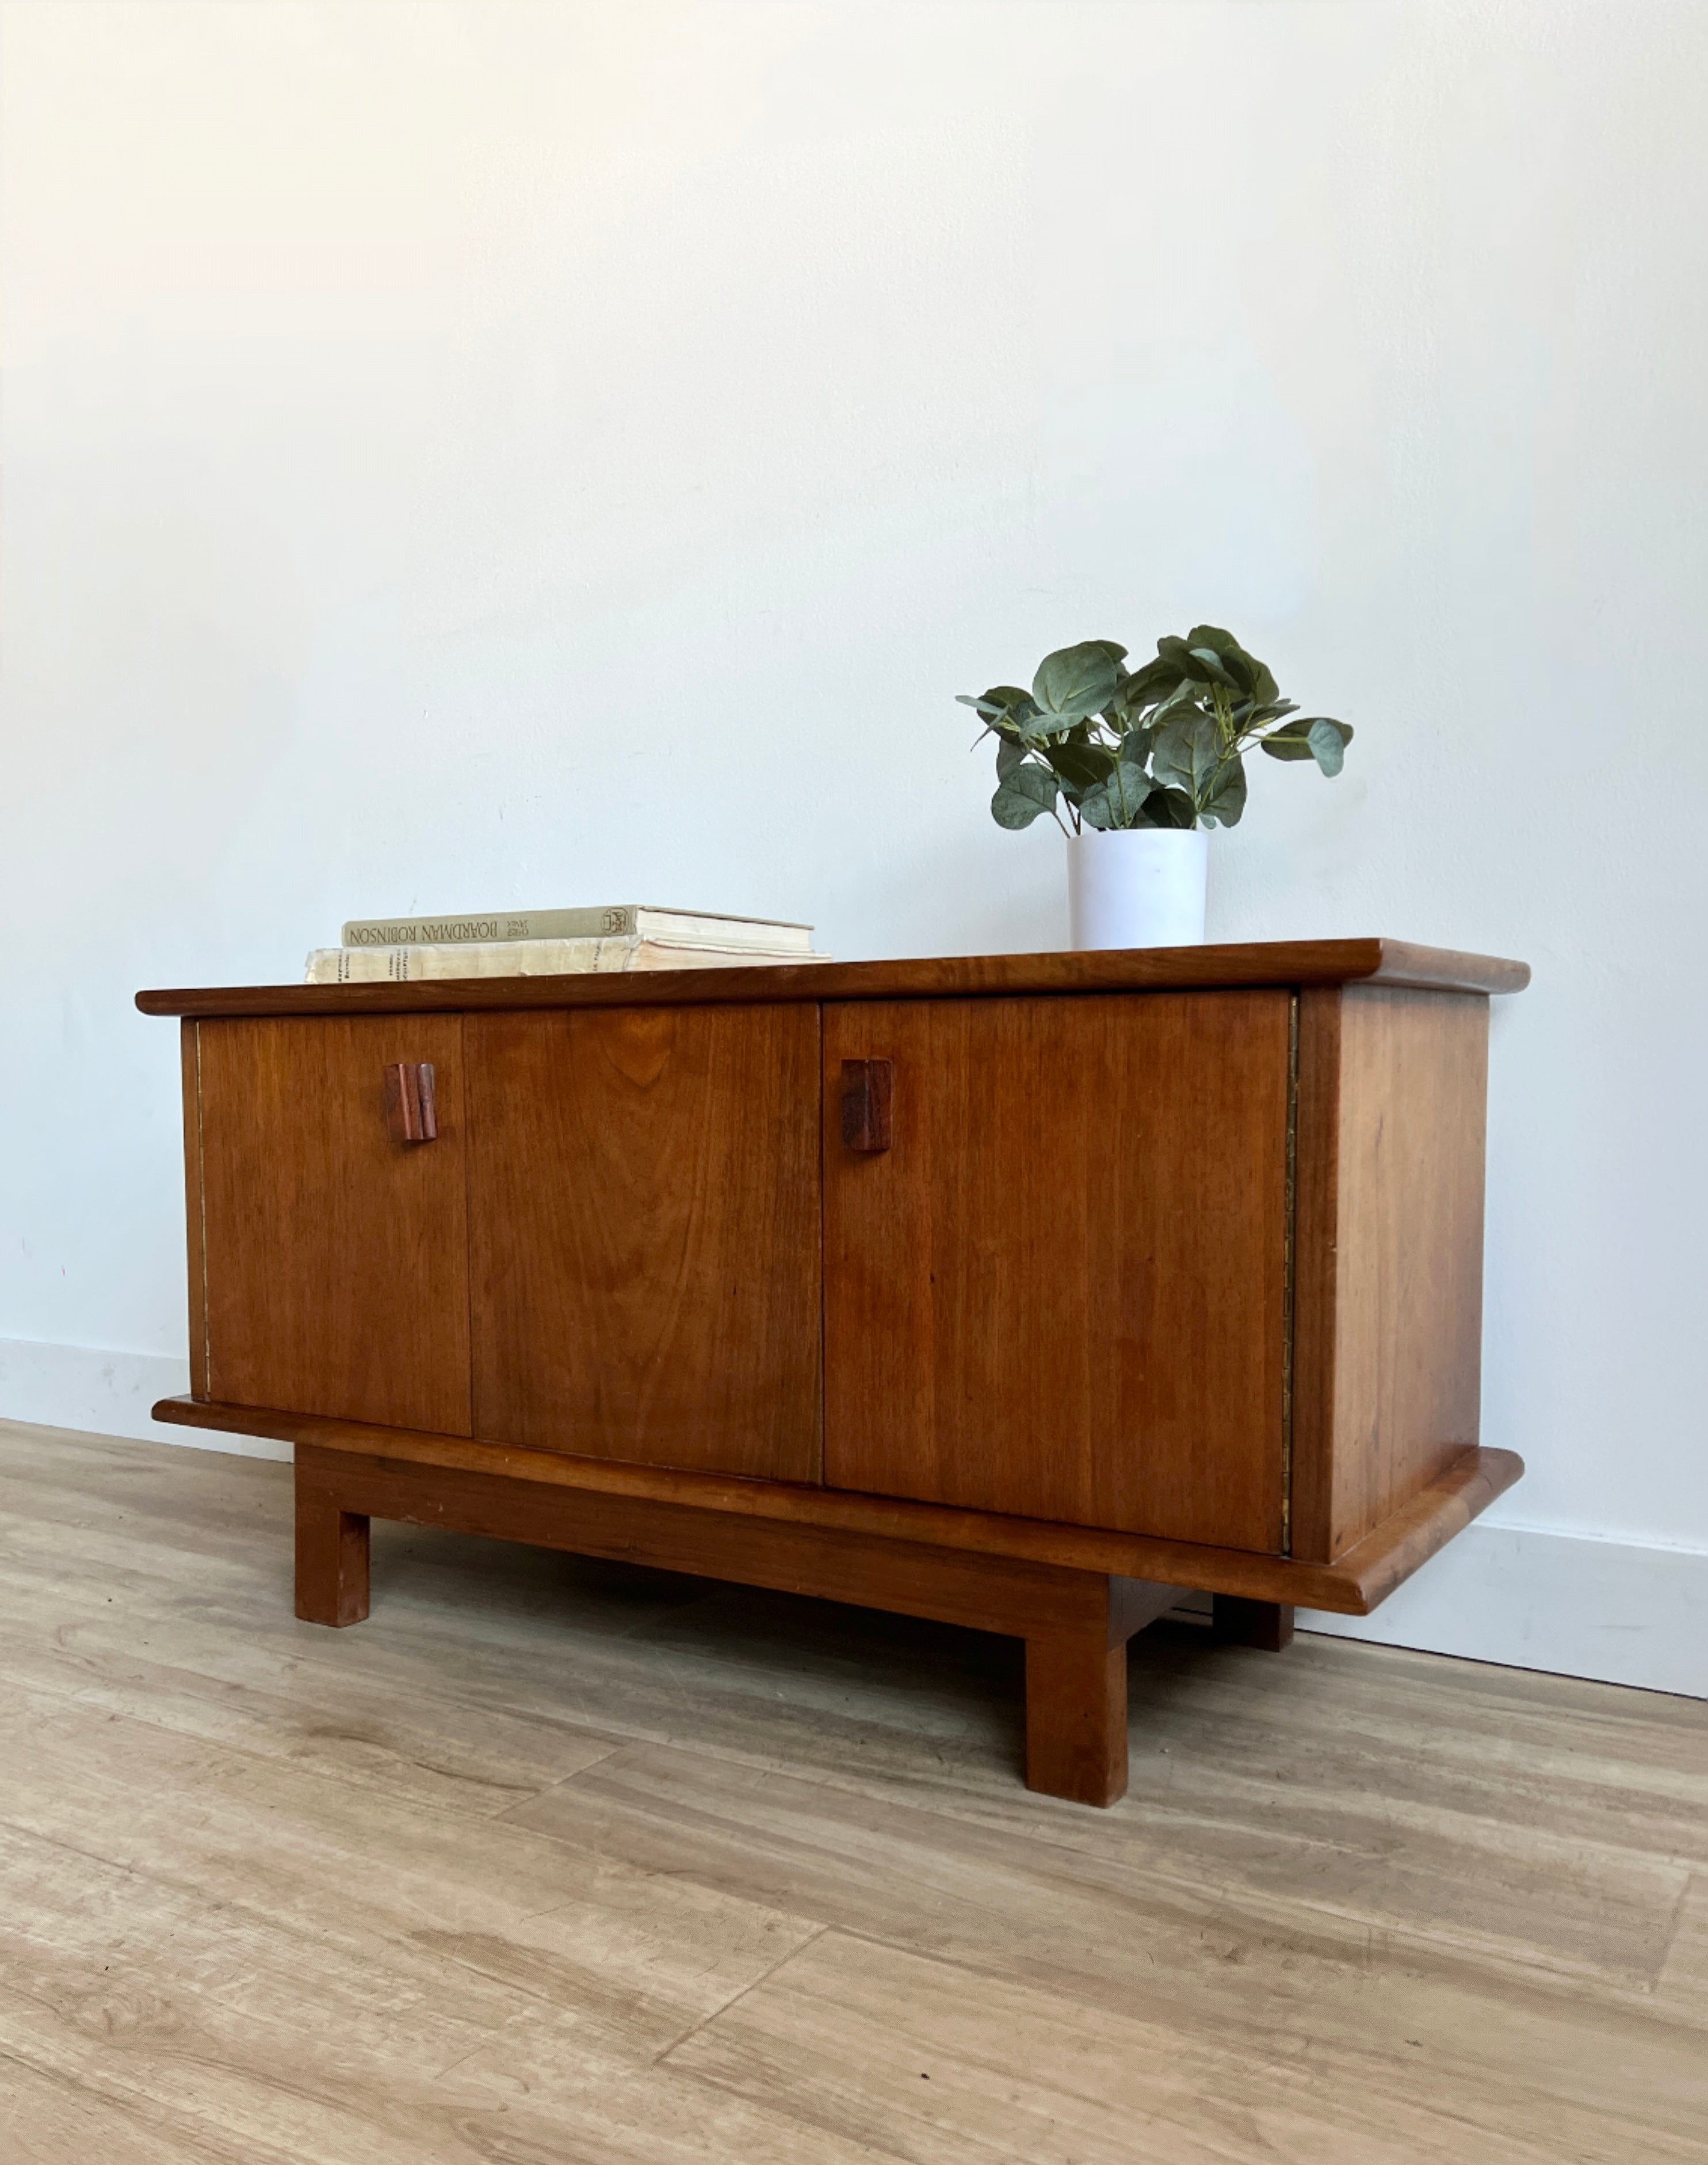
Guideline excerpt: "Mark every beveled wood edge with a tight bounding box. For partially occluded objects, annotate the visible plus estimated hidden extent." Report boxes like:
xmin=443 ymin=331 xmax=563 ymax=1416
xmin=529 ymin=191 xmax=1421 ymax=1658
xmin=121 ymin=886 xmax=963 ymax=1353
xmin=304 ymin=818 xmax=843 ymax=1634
xmin=134 ymin=938 xmax=1530 ymax=1019
xmin=1331 ymin=1443 xmax=1521 ymax=1608
xmin=179 ymin=1022 xmax=210 ymax=1401
xmin=151 ymin=1398 xmax=1522 ymax=1615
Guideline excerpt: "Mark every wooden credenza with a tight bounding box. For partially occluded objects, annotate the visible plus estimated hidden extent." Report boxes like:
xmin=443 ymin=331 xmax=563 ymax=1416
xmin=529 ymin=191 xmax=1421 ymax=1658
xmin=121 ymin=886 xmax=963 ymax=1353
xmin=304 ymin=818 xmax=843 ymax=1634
xmin=139 ymin=939 xmax=1528 ymax=1806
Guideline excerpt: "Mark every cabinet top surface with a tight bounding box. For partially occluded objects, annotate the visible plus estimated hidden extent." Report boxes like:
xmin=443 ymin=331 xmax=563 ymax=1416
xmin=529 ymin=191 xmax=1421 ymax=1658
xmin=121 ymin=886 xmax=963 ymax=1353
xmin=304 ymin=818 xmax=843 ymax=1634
xmin=137 ymin=938 xmax=1529 ymax=1019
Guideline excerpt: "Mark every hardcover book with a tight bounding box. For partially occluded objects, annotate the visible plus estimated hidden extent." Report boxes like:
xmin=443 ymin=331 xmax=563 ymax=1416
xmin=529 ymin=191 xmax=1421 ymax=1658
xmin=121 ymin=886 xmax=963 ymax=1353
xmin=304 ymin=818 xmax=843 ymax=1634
xmin=341 ymin=905 xmax=813 ymax=953
xmin=305 ymin=936 xmax=827 ymax=984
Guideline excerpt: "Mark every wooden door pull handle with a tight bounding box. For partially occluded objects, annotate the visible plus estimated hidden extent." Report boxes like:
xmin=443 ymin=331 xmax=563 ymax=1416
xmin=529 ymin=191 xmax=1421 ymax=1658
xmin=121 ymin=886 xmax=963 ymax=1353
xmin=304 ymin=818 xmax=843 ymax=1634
xmin=384 ymin=1061 xmax=438 ymax=1144
xmin=841 ymin=1058 xmax=893 ymax=1152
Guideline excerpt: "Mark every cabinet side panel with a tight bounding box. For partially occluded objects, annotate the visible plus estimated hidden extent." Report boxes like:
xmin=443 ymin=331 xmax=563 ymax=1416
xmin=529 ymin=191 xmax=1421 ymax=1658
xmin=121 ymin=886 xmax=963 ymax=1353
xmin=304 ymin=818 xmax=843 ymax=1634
xmin=1325 ymin=986 xmax=1489 ymax=1558
xmin=181 ymin=1020 xmax=210 ymax=1401
xmin=467 ymin=1004 xmax=822 ymax=1482
xmin=200 ymin=1016 xmax=472 ymax=1435
xmin=1288 ymin=988 xmax=1343 ymax=1561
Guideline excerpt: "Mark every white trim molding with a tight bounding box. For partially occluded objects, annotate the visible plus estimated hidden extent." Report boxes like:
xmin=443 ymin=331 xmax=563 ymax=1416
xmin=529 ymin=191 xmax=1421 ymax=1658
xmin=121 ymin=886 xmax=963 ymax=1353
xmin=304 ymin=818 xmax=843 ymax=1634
xmin=0 ymin=1336 xmax=289 ymax=1462
xmin=1301 ymin=1520 xmax=1707 ymax=1701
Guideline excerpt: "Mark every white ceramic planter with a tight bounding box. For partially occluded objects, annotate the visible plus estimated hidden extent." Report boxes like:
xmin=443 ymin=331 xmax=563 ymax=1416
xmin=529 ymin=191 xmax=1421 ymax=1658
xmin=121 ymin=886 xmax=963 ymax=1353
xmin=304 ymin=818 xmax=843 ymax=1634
xmin=1066 ymin=826 xmax=1208 ymax=950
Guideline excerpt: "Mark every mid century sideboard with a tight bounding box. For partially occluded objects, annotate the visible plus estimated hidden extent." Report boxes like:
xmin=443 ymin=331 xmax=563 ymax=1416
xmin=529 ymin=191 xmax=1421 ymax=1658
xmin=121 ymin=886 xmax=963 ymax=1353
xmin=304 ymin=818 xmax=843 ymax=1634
xmin=138 ymin=939 xmax=1528 ymax=1806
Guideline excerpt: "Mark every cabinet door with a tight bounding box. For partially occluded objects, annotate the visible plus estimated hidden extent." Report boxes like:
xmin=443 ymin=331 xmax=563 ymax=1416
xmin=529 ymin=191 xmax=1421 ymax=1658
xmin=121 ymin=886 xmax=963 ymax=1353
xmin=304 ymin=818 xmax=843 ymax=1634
xmin=823 ymin=992 xmax=1291 ymax=1552
xmin=467 ymin=1004 xmax=821 ymax=1480
xmin=196 ymin=1017 xmax=471 ymax=1433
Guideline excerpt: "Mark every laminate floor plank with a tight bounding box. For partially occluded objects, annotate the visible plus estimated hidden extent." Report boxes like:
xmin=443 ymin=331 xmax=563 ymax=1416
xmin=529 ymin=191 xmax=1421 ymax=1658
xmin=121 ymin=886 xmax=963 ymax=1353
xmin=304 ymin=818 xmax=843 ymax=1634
xmin=667 ymin=1927 xmax=1707 ymax=2165
xmin=506 ymin=1672 xmax=1694 ymax=1994
xmin=0 ymin=1606 xmax=625 ymax=1818
xmin=509 ymin=1739 xmax=1708 ymax=2140
xmin=0 ymin=1818 xmax=876 ymax=2165
xmin=1656 ymin=1876 xmax=1708 ymax=2022
xmin=0 ymin=1681 xmax=819 ymax=2068
xmin=0 ymin=1960 xmax=885 ymax=2165
xmin=1 ymin=1420 xmax=1703 ymax=2164
xmin=0 ymin=2050 xmax=256 ymax=2165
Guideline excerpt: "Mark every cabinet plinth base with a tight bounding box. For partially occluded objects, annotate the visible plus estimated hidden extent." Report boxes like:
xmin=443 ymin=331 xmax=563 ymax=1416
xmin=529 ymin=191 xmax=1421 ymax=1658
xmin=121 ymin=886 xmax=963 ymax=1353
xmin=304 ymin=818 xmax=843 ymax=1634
xmin=291 ymin=1445 xmax=1181 ymax=1806
xmin=1213 ymin=1596 xmax=1296 ymax=1652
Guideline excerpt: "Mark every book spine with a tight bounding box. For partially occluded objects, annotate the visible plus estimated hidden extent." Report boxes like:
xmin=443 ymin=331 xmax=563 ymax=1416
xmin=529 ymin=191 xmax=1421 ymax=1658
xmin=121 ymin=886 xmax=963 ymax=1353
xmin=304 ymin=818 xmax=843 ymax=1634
xmin=306 ymin=939 xmax=633 ymax=984
xmin=341 ymin=908 xmax=635 ymax=947
xmin=338 ymin=909 xmax=813 ymax=951
xmin=303 ymin=939 xmax=826 ymax=984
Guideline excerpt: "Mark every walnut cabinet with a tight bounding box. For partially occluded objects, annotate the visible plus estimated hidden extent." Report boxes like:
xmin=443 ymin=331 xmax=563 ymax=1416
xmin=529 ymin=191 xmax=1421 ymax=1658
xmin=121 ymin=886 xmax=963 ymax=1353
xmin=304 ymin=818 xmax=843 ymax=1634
xmin=141 ymin=939 xmax=1528 ymax=1807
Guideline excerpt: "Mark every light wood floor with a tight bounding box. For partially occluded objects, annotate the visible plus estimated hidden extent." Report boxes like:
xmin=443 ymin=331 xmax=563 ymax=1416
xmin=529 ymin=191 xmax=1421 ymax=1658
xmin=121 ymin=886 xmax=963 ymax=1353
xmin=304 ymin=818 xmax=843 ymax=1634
xmin=0 ymin=1423 xmax=1703 ymax=2163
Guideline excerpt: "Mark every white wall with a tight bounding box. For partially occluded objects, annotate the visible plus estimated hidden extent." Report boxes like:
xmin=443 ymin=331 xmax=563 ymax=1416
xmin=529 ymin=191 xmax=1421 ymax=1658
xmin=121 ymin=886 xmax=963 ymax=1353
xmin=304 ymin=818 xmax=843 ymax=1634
xmin=3 ymin=1 xmax=1705 ymax=1691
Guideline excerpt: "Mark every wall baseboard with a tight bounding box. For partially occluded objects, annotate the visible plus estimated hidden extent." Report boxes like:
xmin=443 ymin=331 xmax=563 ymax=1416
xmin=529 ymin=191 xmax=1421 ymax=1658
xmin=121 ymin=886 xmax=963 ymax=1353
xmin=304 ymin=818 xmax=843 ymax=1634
xmin=0 ymin=1336 xmax=289 ymax=1462
xmin=1300 ymin=1521 xmax=1706 ymax=1701
xmin=2 ymin=1337 xmax=1702 ymax=1700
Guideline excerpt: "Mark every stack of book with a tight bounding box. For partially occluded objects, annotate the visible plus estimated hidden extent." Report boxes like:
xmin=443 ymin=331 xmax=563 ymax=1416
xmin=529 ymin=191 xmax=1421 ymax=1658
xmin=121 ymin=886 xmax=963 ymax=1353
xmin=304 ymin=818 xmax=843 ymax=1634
xmin=304 ymin=905 xmax=827 ymax=984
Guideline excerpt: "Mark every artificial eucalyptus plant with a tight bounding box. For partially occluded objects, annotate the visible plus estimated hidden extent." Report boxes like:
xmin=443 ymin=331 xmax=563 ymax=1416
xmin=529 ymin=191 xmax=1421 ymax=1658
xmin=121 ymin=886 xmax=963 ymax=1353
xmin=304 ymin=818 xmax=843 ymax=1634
xmin=958 ymin=625 xmax=1352 ymax=833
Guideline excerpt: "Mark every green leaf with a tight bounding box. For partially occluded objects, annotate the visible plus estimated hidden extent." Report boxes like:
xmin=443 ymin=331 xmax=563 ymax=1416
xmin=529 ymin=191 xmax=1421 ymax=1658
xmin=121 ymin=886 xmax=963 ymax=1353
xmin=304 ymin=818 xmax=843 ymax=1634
xmin=1261 ymin=718 xmax=1351 ymax=772
xmin=1188 ymin=645 xmax=1244 ymax=691
xmin=1184 ymin=625 xmax=1258 ymax=695
xmin=1118 ymin=656 xmax=1183 ymax=712
xmin=1032 ymin=642 xmax=1121 ymax=724
xmin=995 ymin=737 xmax=1027 ymax=780
xmin=1084 ymin=639 xmax=1129 ymax=665
xmin=1140 ymin=785 xmax=1197 ymax=829
xmin=1107 ymin=759 xmax=1153 ymax=824
xmin=991 ymin=763 xmax=1059 ymax=829
xmin=1151 ymin=711 xmax=1221 ymax=801
xmin=1119 ymin=724 xmax=1155 ymax=768
xmin=1076 ymin=759 xmax=1152 ymax=830
xmin=1044 ymin=739 xmax=1115 ymax=797
xmin=958 ymin=686 xmax=1042 ymax=744
xmin=1201 ymin=753 xmax=1248 ymax=828
xmin=957 ymin=684 xmax=1027 ymax=717
xmin=1305 ymin=717 xmax=1348 ymax=776
xmin=1156 ymin=635 xmax=1214 ymax=684
xmin=1150 ymin=676 xmax=1204 ymax=725
xmin=1259 ymin=730 xmax=1316 ymax=761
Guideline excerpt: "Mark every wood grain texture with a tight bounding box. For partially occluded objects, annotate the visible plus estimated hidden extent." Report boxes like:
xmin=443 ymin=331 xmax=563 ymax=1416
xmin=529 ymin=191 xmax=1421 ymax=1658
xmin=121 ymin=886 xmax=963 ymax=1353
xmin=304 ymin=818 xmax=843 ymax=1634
xmin=1289 ymin=986 xmax=1344 ymax=1563
xmin=1022 ymin=1582 xmax=1176 ymax=1807
xmin=294 ymin=1474 xmax=370 ymax=1627
xmin=1025 ymin=1633 xmax=1129 ymax=1807
xmin=297 ymin=1440 xmax=1132 ymax=1650
xmin=179 ymin=1021 xmax=209 ymax=1402
xmin=298 ymin=1449 xmax=1197 ymax=1806
xmin=150 ymin=1397 xmax=1523 ymax=1616
xmin=196 ymin=1016 xmax=472 ymax=1436
xmin=466 ymin=1004 xmax=821 ymax=1481
xmin=1291 ymin=986 xmax=1491 ymax=1561
xmin=1 ymin=1422 xmax=1701 ymax=2165
xmin=1328 ymin=1441 xmax=1522 ymax=1609
xmin=824 ymin=990 xmax=1291 ymax=1551
xmin=135 ymin=936 xmax=1532 ymax=1020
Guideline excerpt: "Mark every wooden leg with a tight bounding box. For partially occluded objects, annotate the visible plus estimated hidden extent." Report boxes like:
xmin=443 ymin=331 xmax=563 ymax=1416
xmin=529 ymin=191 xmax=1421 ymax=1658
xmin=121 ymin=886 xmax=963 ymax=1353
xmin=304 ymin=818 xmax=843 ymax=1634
xmin=295 ymin=1473 xmax=370 ymax=1627
xmin=1023 ymin=1577 xmax=1175 ymax=1807
xmin=1025 ymin=1632 xmax=1129 ymax=1807
xmin=1213 ymin=1595 xmax=1294 ymax=1652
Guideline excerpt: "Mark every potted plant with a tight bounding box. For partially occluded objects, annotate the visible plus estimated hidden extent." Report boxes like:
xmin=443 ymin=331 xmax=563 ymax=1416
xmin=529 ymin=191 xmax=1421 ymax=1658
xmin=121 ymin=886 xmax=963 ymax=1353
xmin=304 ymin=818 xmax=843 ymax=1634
xmin=958 ymin=625 xmax=1353 ymax=948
